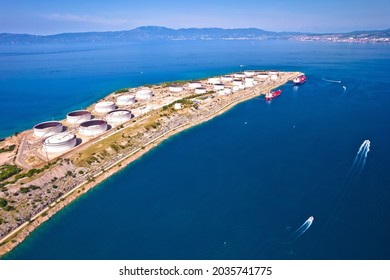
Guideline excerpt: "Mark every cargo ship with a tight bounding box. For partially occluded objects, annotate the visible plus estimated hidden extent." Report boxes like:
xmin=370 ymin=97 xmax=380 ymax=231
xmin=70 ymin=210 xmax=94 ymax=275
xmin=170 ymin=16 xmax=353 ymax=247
xmin=265 ymin=89 xmax=282 ymax=101
xmin=293 ymin=74 xmax=306 ymax=85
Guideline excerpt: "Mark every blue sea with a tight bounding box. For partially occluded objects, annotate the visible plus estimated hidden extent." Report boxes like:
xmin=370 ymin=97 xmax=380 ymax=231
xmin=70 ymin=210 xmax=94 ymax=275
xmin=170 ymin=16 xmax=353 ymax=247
xmin=1 ymin=40 xmax=390 ymax=259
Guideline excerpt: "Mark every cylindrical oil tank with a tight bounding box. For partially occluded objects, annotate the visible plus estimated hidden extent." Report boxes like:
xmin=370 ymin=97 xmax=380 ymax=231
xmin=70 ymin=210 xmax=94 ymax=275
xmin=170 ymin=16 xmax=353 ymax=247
xmin=188 ymin=81 xmax=202 ymax=88
xmin=232 ymin=86 xmax=240 ymax=92
xmin=257 ymin=73 xmax=269 ymax=79
xmin=79 ymin=120 xmax=108 ymax=137
xmin=43 ymin=132 xmax=77 ymax=153
xmin=245 ymin=77 xmax=255 ymax=83
xmin=33 ymin=121 xmax=63 ymax=138
xmin=207 ymin=77 xmax=221 ymax=84
xmin=95 ymin=101 xmax=115 ymax=113
xmin=169 ymin=85 xmax=184 ymax=92
xmin=232 ymin=79 xmax=243 ymax=86
xmin=136 ymin=89 xmax=153 ymax=100
xmin=220 ymin=76 xmax=233 ymax=82
xmin=224 ymin=88 xmax=232 ymax=94
xmin=244 ymin=71 xmax=255 ymax=77
xmin=268 ymin=70 xmax=279 ymax=75
xmin=234 ymin=72 xmax=246 ymax=78
xmin=66 ymin=110 xmax=92 ymax=124
xmin=117 ymin=94 xmax=136 ymax=106
xmin=195 ymin=87 xmax=207 ymax=94
xmin=106 ymin=109 xmax=132 ymax=125
xmin=213 ymin=83 xmax=225 ymax=90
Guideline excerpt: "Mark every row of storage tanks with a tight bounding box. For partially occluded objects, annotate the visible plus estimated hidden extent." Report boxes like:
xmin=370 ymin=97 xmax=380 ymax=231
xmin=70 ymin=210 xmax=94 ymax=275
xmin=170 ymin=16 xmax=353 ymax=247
xmin=34 ymin=108 xmax=133 ymax=154
xmin=34 ymin=71 xmax=277 ymax=154
xmin=33 ymin=88 xmax=156 ymax=154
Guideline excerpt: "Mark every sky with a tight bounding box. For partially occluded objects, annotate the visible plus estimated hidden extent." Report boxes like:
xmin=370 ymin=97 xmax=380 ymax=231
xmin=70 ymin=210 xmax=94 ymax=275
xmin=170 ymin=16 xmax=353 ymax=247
xmin=1 ymin=0 xmax=389 ymax=35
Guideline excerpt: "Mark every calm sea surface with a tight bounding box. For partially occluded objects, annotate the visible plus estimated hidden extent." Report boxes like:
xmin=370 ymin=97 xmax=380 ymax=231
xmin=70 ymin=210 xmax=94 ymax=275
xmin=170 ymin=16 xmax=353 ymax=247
xmin=1 ymin=40 xmax=389 ymax=259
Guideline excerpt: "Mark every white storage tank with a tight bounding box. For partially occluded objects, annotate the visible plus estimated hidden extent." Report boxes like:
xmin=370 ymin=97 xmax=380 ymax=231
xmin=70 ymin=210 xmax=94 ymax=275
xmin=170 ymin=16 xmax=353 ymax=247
xmin=95 ymin=101 xmax=115 ymax=113
xmin=117 ymin=94 xmax=136 ymax=106
xmin=244 ymin=71 xmax=256 ymax=77
xmin=43 ymin=132 xmax=77 ymax=154
xmin=195 ymin=87 xmax=207 ymax=94
xmin=234 ymin=72 xmax=246 ymax=78
xmin=257 ymin=73 xmax=269 ymax=79
xmin=174 ymin=103 xmax=182 ymax=110
xmin=188 ymin=81 xmax=202 ymax=88
xmin=66 ymin=110 xmax=92 ymax=124
xmin=220 ymin=76 xmax=233 ymax=82
xmin=33 ymin=121 xmax=63 ymax=138
xmin=208 ymin=77 xmax=221 ymax=84
xmin=136 ymin=89 xmax=153 ymax=100
xmin=106 ymin=109 xmax=132 ymax=125
xmin=214 ymin=83 xmax=225 ymax=90
xmin=79 ymin=120 xmax=108 ymax=137
xmin=169 ymin=85 xmax=184 ymax=92
xmin=224 ymin=88 xmax=232 ymax=94
xmin=232 ymin=79 xmax=243 ymax=86
xmin=239 ymin=84 xmax=245 ymax=90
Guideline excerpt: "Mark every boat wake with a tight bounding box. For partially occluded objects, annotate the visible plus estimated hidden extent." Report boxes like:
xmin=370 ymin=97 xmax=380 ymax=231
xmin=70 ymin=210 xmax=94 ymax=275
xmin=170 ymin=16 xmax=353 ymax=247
xmin=290 ymin=216 xmax=314 ymax=241
xmin=350 ymin=140 xmax=371 ymax=175
xmin=322 ymin=78 xmax=341 ymax=83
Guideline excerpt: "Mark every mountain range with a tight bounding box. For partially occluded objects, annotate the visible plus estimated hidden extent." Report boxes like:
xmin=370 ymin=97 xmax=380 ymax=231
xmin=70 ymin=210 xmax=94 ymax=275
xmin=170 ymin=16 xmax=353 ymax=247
xmin=1 ymin=26 xmax=389 ymax=44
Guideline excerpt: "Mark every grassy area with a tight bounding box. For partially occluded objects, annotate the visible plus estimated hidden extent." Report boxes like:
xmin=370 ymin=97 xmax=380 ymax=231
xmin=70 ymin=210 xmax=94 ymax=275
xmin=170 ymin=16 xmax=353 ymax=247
xmin=0 ymin=160 xmax=59 ymax=188
xmin=115 ymin=88 xmax=129 ymax=94
xmin=0 ymin=164 xmax=21 ymax=182
xmin=0 ymin=145 xmax=16 ymax=154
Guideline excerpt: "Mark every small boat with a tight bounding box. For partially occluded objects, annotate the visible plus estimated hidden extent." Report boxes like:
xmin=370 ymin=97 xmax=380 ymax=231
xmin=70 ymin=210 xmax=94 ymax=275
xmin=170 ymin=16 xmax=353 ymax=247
xmin=265 ymin=89 xmax=282 ymax=101
xmin=308 ymin=216 xmax=314 ymax=223
xmin=293 ymin=74 xmax=307 ymax=85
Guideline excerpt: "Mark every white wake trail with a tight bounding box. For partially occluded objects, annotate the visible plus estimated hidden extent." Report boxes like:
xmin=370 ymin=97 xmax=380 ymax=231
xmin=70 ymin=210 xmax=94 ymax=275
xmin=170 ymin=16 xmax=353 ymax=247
xmin=290 ymin=216 xmax=314 ymax=241
xmin=360 ymin=141 xmax=371 ymax=172
xmin=322 ymin=78 xmax=341 ymax=83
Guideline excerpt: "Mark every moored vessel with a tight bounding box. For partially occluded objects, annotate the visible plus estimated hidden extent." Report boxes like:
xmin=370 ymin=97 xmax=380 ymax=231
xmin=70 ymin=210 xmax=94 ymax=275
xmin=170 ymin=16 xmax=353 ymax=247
xmin=265 ymin=89 xmax=282 ymax=101
xmin=293 ymin=74 xmax=306 ymax=85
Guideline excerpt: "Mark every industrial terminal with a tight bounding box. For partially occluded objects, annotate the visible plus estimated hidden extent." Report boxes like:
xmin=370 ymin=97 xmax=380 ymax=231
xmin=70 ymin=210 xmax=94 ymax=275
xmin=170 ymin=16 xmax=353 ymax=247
xmin=0 ymin=70 xmax=302 ymax=256
xmin=1 ymin=70 xmax=301 ymax=168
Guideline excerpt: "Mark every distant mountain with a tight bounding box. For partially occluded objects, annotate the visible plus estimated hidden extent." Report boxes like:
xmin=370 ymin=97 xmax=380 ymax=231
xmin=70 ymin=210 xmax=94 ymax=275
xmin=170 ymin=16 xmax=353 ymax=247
xmin=0 ymin=26 xmax=389 ymax=44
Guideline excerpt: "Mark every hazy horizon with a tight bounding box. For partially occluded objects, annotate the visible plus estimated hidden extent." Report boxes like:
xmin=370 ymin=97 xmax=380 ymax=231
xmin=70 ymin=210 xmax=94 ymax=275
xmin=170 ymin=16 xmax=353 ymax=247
xmin=1 ymin=0 xmax=389 ymax=35
xmin=1 ymin=25 xmax=389 ymax=37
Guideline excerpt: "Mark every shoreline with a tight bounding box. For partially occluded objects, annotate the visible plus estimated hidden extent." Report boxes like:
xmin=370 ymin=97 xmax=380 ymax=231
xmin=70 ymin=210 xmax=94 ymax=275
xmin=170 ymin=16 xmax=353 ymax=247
xmin=0 ymin=71 xmax=300 ymax=257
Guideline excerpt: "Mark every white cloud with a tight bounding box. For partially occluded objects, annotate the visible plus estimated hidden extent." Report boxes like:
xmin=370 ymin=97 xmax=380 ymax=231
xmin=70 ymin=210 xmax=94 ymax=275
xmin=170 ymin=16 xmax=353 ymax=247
xmin=44 ymin=13 xmax=128 ymax=26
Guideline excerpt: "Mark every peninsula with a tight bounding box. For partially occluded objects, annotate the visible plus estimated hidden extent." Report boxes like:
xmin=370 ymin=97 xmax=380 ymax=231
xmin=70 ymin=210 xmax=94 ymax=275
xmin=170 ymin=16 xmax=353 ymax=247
xmin=0 ymin=70 xmax=301 ymax=257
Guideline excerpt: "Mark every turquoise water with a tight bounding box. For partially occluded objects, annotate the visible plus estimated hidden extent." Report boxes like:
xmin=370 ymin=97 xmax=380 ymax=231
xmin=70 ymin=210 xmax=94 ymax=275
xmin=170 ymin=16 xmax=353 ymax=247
xmin=1 ymin=41 xmax=390 ymax=259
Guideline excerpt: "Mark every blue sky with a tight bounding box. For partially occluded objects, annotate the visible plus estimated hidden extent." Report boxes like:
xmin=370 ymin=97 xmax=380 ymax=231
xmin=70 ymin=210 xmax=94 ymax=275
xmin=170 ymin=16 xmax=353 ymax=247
xmin=1 ymin=0 xmax=389 ymax=35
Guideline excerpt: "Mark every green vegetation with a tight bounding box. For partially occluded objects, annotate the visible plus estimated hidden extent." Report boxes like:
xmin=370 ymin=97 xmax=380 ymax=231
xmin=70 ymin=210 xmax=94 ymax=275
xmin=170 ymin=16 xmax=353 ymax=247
xmin=160 ymin=80 xmax=189 ymax=87
xmin=162 ymin=93 xmax=207 ymax=111
xmin=19 ymin=185 xmax=40 ymax=194
xmin=2 ymin=201 xmax=14 ymax=211
xmin=0 ymin=197 xmax=8 ymax=208
xmin=0 ymin=159 xmax=61 ymax=188
xmin=0 ymin=144 xmax=16 ymax=154
xmin=115 ymin=88 xmax=129 ymax=93
xmin=0 ymin=164 xmax=22 ymax=182
xmin=110 ymin=144 xmax=120 ymax=153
